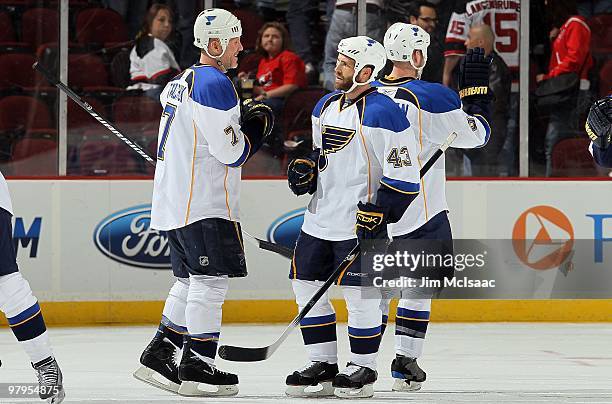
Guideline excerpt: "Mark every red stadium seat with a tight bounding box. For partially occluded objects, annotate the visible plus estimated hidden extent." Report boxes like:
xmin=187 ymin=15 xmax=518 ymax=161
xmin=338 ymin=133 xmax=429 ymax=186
xmin=21 ymin=8 xmax=59 ymax=50
xmin=0 ymin=95 xmax=52 ymax=131
xmin=238 ymin=51 xmax=262 ymax=76
xmin=232 ymin=9 xmax=264 ymax=50
xmin=551 ymin=137 xmax=599 ymax=177
xmin=9 ymin=129 xmax=57 ymax=175
xmin=77 ymin=131 xmax=144 ymax=175
xmin=0 ymin=53 xmax=41 ymax=90
xmin=281 ymin=87 xmax=327 ymax=137
xmin=112 ymin=95 xmax=162 ymax=128
xmin=68 ymin=52 xmax=123 ymax=93
xmin=67 ymin=96 xmax=106 ymax=133
xmin=589 ymin=14 xmax=612 ymax=55
xmin=75 ymin=8 xmax=128 ymax=46
xmin=0 ymin=10 xmax=16 ymax=42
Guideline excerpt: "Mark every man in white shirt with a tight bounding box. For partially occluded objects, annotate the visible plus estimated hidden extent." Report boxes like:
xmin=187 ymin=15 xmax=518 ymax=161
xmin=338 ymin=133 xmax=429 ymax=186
xmin=133 ymin=9 xmax=271 ymax=397
xmin=0 ymin=171 xmax=65 ymax=403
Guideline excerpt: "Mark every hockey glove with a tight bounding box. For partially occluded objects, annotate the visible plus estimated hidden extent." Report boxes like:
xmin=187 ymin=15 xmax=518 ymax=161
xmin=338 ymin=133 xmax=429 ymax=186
xmin=356 ymin=202 xmax=389 ymax=242
xmin=240 ymin=98 xmax=275 ymax=150
xmin=287 ymin=149 xmax=319 ymax=196
xmin=459 ymin=47 xmax=493 ymax=120
xmin=586 ymin=96 xmax=612 ymax=150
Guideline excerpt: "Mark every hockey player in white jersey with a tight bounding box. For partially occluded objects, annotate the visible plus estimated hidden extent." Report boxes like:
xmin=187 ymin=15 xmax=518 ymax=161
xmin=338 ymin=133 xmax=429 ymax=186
xmin=285 ymin=36 xmax=421 ymax=399
xmin=373 ymin=23 xmax=492 ymax=392
xmin=0 ymin=171 xmax=65 ymax=404
xmin=133 ymin=9 xmax=273 ymax=397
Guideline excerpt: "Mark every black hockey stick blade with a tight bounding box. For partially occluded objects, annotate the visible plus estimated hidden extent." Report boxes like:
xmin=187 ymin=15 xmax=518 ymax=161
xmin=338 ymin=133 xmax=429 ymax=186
xmin=32 ymin=61 xmax=156 ymax=166
xmin=241 ymin=230 xmax=294 ymax=260
xmin=218 ymin=244 xmax=360 ymax=362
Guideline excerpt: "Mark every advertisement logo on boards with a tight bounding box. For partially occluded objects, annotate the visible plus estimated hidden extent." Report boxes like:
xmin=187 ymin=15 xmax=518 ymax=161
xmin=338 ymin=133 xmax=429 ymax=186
xmin=13 ymin=217 xmax=42 ymax=258
xmin=512 ymin=205 xmax=574 ymax=270
xmin=267 ymin=208 xmax=305 ymax=249
xmin=93 ymin=205 xmax=171 ymax=269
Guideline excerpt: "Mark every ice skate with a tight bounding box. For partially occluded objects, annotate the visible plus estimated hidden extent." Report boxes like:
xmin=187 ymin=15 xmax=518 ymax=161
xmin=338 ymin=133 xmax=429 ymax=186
xmin=177 ymin=346 xmax=238 ymax=397
xmin=391 ymin=355 xmax=426 ymax=391
xmin=285 ymin=361 xmax=338 ymax=397
xmin=33 ymin=357 xmax=65 ymax=404
xmin=332 ymin=362 xmax=377 ymax=398
xmin=133 ymin=332 xmax=181 ymax=393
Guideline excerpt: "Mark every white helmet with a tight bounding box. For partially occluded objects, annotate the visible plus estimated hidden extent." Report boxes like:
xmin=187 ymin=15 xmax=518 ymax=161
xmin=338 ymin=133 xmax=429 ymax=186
xmin=337 ymin=36 xmax=386 ymax=92
xmin=384 ymin=23 xmax=430 ymax=77
xmin=193 ymin=8 xmax=242 ymax=59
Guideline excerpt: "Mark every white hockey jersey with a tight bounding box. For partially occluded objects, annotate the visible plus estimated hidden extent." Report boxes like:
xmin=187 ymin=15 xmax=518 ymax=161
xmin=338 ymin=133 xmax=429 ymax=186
xmin=374 ymin=77 xmax=490 ymax=236
xmin=0 ymin=171 xmax=13 ymax=215
xmin=129 ymin=36 xmax=180 ymax=92
xmin=302 ymin=89 xmax=421 ymax=241
xmin=445 ymin=0 xmax=520 ymax=75
xmin=151 ymin=65 xmax=250 ymax=231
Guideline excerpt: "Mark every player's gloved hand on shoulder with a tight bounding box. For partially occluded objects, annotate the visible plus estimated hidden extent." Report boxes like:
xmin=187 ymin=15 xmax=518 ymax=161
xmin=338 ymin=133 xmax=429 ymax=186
xmin=287 ymin=149 xmax=319 ymax=196
xmin=240 ymin=98 xmax=275 ymax=151
xmin=459 ymin=47 xmax=493 ymax=119
xmin=586 ymin=96 xmax=612 ymax=149
xmin=356 ymin=202 xmax=389 ymax=243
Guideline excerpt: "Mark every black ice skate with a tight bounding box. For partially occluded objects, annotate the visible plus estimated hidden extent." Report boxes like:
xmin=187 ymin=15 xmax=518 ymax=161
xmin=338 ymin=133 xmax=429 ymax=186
xmin=285 ymin=361 xmax=339 ymax=397
xmin=391 ymin=355 xmax=426 ymax=391
xmin=332 ymin=362 xmax=377 ymax=398
xmin=33 ymin=357 xmax=65 ymax=404
xmin=133 ymin=332 xmax=181 ymax=393
xmin=177 ymin=344 xmax=238 ymax=397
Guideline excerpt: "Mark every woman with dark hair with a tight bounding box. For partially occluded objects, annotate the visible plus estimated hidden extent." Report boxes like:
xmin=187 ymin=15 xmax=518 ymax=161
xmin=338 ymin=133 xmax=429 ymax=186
xmin=536 ymin=1 xmax=593 ymax=176
xmin=127 ymin=4 xmax=180 ymax=100
xmin=239 ymin=22 xmax=307 ymax=155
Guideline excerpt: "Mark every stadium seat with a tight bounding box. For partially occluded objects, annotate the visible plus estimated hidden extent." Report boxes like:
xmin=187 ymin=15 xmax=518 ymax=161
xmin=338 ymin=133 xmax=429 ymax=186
xmin=281 ymin=87 xmax=327 ymax=137
xmin=232 ymin=9 xmax=264 ymax=50
xmin=238 ymin=51 xmax=262 ymax=77
xmin=68 ymin=52 xmax=123 ymax=93
xmin=550 ymin=137 xmax=599 ymax=177
xmin=589 ymin=14 xmax=612 ymax=55
xmin=67 ymin=96 xmax=106 ymax=133
xmin=0 ymin=95 xmax=52 ymax=132
xmin=77 ymin=131 xmax=144 ymax=176
xmin=112 ymin=95 xmax=162 ymax=133
xmin=75 ymin=8 xmax=128 ymax=46
xmin=0 ymin=53 xmax=40 ymax=90
xmin=0 ymin=10 xmax=16 ymax=42
xmin=110 ymin=49 xmax=131 ymax=88
xmin=9 ymin=129 xmax=57 ymax=175
xmin=599 ymin=59 xmax=612 ymax=98
xmin=21 ymin=8 xmax=59 ymax=50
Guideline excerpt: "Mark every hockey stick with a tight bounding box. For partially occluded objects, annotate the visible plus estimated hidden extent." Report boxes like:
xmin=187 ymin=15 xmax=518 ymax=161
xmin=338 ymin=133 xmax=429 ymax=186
xmin=218 ymin=132 xmax=458 ymax=362
xmin=33 ymin=61 xmax=295 ymax=260
xmin=33 ymin=62 xmax=156 ymax=166
xmin=242 ymin=230 xmax=294 ymax=259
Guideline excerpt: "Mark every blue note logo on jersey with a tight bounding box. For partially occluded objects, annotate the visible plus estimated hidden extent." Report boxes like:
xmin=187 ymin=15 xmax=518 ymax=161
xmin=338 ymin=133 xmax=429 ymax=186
xmin=267 ymin=208 xmax=306 ymax=250
xmin=93 ymin=205 xmax=171 ymax=269
xmin=319 ymin=125 xmax=356 ymax=171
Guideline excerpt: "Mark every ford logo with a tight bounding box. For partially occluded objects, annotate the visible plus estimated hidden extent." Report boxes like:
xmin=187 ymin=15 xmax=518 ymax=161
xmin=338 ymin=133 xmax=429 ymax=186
xmin=93 ymin=205 xmax=171 ymax=269
xmin=267 ymin=208 xmax=305 ymax=249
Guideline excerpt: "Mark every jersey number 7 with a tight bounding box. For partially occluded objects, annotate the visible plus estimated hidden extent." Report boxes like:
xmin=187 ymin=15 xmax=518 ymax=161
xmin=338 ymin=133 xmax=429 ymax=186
xmin=157 ymin=103 xmax=177 ymax=160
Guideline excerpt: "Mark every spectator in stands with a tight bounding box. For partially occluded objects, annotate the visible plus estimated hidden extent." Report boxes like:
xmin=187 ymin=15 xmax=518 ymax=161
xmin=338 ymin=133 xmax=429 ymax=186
xmin=463 ymin=24 xmax=511 ymax=176
xmin=127 ymin=4 xmax=180 ymax=100
xmin=286 ymin=0 xmax=323 ymax=84
xmin=536 ymin=3 xmax=593 ymax=176
xmin=239 ymin=22 xmax=307 ymax=156
xmin=576 ymin=0 xmax=612 ymax=17
xmin=322 ymin=0 xmax=386 ymax=90
xmin=407 ymin=1 xmax=444 ymax=83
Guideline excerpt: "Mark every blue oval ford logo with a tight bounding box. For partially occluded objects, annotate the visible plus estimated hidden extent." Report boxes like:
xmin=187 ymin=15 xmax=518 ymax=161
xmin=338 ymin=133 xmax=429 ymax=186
xmin=93 ymin=204 xmax=171 ymax=269
xmin=267 ymin=208 xmax=305 ymax=249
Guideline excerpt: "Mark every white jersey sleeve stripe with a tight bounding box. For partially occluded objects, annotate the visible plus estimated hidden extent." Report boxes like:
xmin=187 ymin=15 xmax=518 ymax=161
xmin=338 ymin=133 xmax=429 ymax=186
xmin=380 ymin=177 xmax=420 ymax=194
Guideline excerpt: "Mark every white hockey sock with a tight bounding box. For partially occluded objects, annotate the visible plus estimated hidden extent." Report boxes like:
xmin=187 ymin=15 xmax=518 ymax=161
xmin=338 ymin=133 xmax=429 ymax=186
xmin=342 ymin=286 xmax=383 ymax=370
xmin=159 ymin=277 xmax=189 ymax=347
xmin=185 ymin=275 xmax=228 ymax=364
xmin=395 ymin=298 xmax=431 ymax=358
xmin=292 ymin=279 xmax=337 ymax=364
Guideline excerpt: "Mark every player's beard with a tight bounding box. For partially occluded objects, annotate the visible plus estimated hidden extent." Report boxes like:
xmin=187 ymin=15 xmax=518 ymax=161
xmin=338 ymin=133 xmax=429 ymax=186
xmin=334 ymin=74 xmax=353 ymax=91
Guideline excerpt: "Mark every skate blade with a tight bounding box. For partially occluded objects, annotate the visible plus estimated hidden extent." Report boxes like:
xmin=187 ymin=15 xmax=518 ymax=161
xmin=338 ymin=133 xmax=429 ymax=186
xmin=47 ymin=388 xmax=66 ymax=404
xmin=178 ymin=381 xmax=238 ymax=397
xmin=285 ymin=381 xmax=335 ymax=397
xmin=334 ymin=383 xmax=374 ymax=398
xmin=392 ymin=378 xmax=422 ymax=392
xmin=133 ymin=366 xmax=180 ymax=394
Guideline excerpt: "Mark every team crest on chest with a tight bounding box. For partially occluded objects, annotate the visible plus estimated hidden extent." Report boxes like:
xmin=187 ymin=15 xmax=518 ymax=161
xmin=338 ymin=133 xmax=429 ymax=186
xmin=319 ymin=125 xmax=356 ymax=171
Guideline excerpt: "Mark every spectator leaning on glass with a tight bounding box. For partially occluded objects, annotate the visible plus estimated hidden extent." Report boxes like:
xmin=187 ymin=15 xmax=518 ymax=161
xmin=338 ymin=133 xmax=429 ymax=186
xmin=127 ymin=4 xmax=181 ymax=100
xmin=239 ymin=22 xmax=306 ymax=155
xmin=536 ymin=4 xmax=593 ymax=177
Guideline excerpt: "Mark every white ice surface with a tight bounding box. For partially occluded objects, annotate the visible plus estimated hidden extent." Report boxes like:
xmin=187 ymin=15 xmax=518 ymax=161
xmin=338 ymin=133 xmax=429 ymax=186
xmin=1 ymin=323 xmax=612 ymax=403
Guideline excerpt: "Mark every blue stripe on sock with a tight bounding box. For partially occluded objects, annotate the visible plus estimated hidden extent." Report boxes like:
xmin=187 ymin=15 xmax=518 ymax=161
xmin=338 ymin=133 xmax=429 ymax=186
xmin=161 ymin=315 xmax=187 ymax=333
xmin=300 ymin=313 xmax=336 ymax=327
xmin=348 ymin=325 xmax=381 ymax=337
xmin=7 ymin=302 xmax=41 ymax=326
xmin=397 ymin=307 xmax=430 ymax=320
